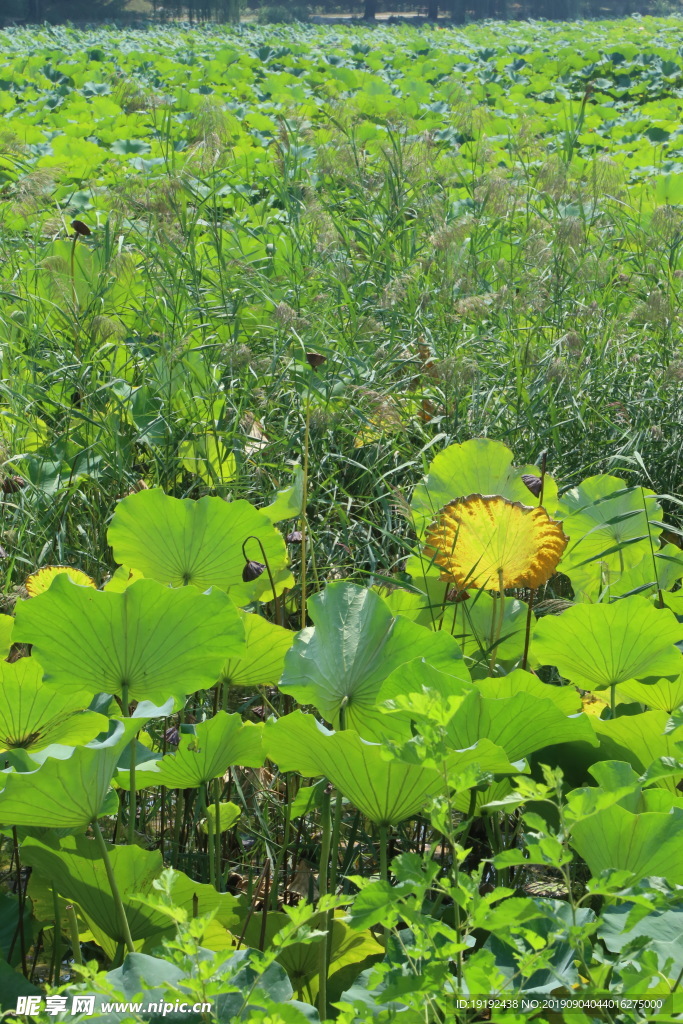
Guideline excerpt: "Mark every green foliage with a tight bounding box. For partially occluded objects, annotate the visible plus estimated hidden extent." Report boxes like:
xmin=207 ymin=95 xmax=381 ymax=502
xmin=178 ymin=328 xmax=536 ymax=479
xmin=0 ymin=16 xmax=683 ymax=1024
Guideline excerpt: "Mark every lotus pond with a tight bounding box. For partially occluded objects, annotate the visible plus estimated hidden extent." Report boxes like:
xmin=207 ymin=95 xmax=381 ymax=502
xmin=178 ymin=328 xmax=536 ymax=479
xmin=1 ymin=14 xmax=683 ymax=1024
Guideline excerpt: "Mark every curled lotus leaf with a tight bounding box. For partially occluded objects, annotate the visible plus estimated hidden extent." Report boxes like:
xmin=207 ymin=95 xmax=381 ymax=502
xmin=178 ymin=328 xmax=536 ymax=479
xmin=423 ymin=494 xmax=568 ymax=591
xmin=26 ymin=566 xmax=95 ymax=597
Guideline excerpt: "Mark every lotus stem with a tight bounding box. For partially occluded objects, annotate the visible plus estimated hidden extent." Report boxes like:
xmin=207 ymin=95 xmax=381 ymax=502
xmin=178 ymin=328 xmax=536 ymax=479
xmin=65 ymin=904 xmax=82 ymax=966
xmin=10 ymin=827 xmax=27 ymax=977
xmin=317 ymin=787 xmax=332 ymax=1018
xmin=91 ymin=817 xmax=135 ymax=954
xmin=488 ymin=568 xmax=506 ymax=676
xmin=120 ymin=682 xmax=136 ymax=847
xmin=241 ymin=535 xmax=282 ymax=626
xmin=300 ymin=383 xmax=312 ymax=630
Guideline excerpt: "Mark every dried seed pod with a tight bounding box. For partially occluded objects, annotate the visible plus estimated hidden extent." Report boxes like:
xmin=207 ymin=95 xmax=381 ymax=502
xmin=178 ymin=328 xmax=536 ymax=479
xmin=521 ymin=473 xmax=543 ymax=498
xmin=242 ymin=559 xmax=266 ymax=582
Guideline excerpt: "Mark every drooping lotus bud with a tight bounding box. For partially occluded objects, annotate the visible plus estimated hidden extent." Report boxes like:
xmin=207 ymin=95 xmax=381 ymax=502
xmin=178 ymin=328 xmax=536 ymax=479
xmin=164 ymin=725 xmax=180 ymax=748
xmin=521 ymin=473 xmax=543 ymax=498
xmin=71 ymin=219 xmax=91 ymax=236
xmin=242 ymin=559 xmax=266 ymax=582
xmin=286 ymin=530 xmax=303 ymax=543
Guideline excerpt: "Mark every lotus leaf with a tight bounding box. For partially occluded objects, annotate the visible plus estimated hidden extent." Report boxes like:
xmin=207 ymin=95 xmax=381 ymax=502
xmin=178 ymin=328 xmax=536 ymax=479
xmin=590 ymin=711 xmax=683 ymax=792
xmin=0 ymin=719 xmax=143 ymax=828
xmin=22 ymin=836 xmax=241 ymax=956
xmin=476 ymin=669 xmax=581 ymax=715
xmin=278 ymin=582 xmax=469 ymax=737
xmin=616 ymin=672 xmax=683 ymax=712
xmin=242 ymin=910 xmax=382 ymax=1004
xmin=262 ymin=465 xmax=304 ymax=524
xmin=531 ymin=596 xmax=682 ymax=692
xmin=13 ymin=575 xmax=245 ymax=703
xmin=556 ymin=477 xmax=661 ymax=600
xmin=411 ymin=439 xmax=558 ymax=538
xmin=117 ymin=712 xmax=264 ymax=790
xmin=423 ymin=495 xmax=567 ymax=591
xmin=570 ymin=803 xmax=683 ymax=884
xmin=266 ymin=712 xmax=451 ymax=825
xmin=0 ymin=614 xmax=13 ymax=659
xmin=107 ymin=488 xmax=293 ymax=604
xmin=0 ymin=657 xmax=107 ymax=753
xmin=264 ymin=712 xmax=516 ymax=823
xmin=25 ymin=565 xmax=95 ymax=597
xmin=444 ymin=689 xmax=598 ymax=762
xmin=219 ymin=612 xmax=294 ymax=688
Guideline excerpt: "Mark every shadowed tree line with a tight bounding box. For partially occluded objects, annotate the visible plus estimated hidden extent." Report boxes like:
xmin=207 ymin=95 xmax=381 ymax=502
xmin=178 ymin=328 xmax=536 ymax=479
xmin=1 ymin=0 xmax=677 ymax=28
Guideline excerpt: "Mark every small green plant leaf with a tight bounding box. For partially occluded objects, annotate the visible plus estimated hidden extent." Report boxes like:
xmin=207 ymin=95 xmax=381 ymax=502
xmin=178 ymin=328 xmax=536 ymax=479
xmin=220 ymin=611 xmax=294 ymax=688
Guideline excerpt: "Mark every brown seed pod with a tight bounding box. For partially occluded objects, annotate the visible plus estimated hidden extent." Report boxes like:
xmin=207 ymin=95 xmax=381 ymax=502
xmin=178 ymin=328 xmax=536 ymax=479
xmin=521 ymin=473 xmax=543 ymax=498
xmin=71 ymin=219 xmax=91 ymax=237
xmin=242 ymin=559 xmax=266 ymax=582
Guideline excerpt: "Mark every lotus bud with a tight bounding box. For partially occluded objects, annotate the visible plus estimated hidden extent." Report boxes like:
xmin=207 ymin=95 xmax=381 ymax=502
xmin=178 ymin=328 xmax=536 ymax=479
xmin=71 ymin=219 xmax=91 ymax=236
xmin=286 ymin=530 xmax=303 ymax=543
xmin=521 ymin=473 xmax=542 ymax=498
xmin=242 ymin=559 xmax=266 ymax=582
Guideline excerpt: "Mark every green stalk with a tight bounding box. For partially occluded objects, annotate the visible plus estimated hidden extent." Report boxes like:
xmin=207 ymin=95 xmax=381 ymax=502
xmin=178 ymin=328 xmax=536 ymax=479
xmin=487 ymin=568 xmax=506 ymax=676
xmin=214 ymin=777 xmax=222 ymax=891
xmin=300 ymin=383 xmax=312 ymax=629
xmin=121 ymin=683 xmax=136 ymax=846
xmin=205 ymin=785 xmax=216 ymax=890
xmin=51 ymin=889 xmax=62 ymax=986
xmin=65 ymin=904 xmax=82 ymax=966
xmin=317 ymin=788 xmax=332 ymax=1020
xmin=92 ymin=818 xmax=135 ymax=954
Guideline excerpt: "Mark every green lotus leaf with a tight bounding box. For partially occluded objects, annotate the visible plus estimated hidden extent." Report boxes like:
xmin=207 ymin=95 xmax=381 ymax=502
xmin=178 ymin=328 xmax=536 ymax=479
xmin=616 ymin=672 xmax=683 ymax=712
xmin=117 ymin=712 xmax=263 ymax=790
xmin=599 ymin=905 xmax=683 ymax=980
xmin=262 ymin=465 xmax=304 ymax=524
xmin=22 ymin=835 xmax=241 ymax=956
xmin=13 ymin=575 xmax=245 ymax=703
xmin=531 ymin=597 xmax=682 ymax=692
xmin=243 ymin=910 xmax=382 ymax=1004
xmin=200 ymin=801 xmax=241 ymax=835
xmin=0 ymin=719 xmax=143 ymax=829
xmin=605 ymin=544 xmax=683 ymax=601
xmin=0 ymin=657 xmax=107 ymax=754
xmin=590 ymin=711 xmax=683 ymax=793
xmin=445 ymin=689 xmax=598 ymax=762
xmin=0 ymin=614 xmax=14 ymax=659
xmin=556 ymin=477 xmax=661 ymax=600
xmin=569 ymin=803 xmax=683 ymax=885
xmin=265 ymin=712 xmax=450 ymax=825
xmin=476 ymin=669 xmax=581 ymax=715
xmin=219 ymin=612 xmax=294 ymax=688
xmin=411 ymin=439 xmax=558 ymax=538
xmin=279 ymin=582 xmax=469 ymax=737
xmin=107 ymin=488 xmax=293 ymax=604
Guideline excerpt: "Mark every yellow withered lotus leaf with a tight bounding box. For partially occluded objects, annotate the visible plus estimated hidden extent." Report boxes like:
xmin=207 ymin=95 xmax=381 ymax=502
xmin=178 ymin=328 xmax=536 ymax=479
xmin=26 ymin=566 xmax=96 ymax=598
xmin=423 ymin=494 xmax=568 ymax=591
